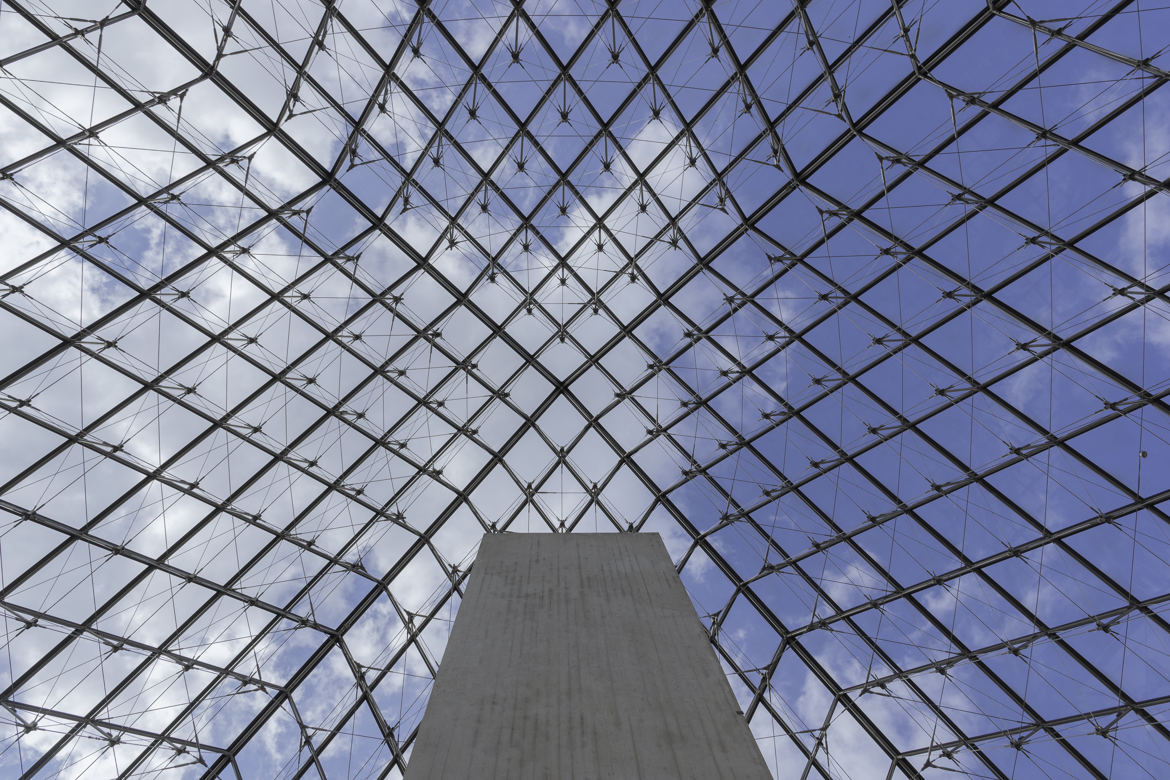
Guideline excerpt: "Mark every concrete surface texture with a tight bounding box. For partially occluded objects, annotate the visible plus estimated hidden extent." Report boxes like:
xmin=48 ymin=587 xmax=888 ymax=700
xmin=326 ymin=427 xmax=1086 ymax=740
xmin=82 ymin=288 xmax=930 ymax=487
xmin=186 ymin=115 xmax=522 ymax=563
xmin=405 ymin=532 xmax=772 ymax=779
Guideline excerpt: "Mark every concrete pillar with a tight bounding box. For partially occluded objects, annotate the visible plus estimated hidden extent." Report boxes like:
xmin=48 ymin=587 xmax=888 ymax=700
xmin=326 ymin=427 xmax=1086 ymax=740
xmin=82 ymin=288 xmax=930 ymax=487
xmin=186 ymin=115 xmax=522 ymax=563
xmin=405 ymin=533 xmax=771 ymax=779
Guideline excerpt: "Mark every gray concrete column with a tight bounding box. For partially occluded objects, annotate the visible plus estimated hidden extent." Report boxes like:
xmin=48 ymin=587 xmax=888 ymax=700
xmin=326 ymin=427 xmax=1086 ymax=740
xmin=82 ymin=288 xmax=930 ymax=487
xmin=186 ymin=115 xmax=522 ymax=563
xmin=405 ymin=533 xmax=772 ymax=779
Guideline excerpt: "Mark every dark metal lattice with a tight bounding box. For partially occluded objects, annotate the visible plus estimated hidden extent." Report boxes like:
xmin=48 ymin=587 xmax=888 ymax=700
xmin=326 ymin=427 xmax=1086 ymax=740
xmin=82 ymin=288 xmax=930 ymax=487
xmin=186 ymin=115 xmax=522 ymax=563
xmin=1 ymin=0 xmax=1169 ymax=777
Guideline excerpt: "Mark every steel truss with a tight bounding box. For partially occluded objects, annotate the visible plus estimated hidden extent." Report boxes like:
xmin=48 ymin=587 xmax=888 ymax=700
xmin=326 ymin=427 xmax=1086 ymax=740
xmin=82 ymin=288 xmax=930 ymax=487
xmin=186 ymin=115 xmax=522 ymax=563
xmin=1 ymin=0 xmax=1169 ymax=777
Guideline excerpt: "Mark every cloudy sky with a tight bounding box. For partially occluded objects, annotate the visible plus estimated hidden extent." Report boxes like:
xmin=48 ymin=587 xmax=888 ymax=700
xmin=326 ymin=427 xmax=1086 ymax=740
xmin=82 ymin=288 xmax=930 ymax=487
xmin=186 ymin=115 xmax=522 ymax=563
xmin=1 ymin=0 xmax=1170 ymax=777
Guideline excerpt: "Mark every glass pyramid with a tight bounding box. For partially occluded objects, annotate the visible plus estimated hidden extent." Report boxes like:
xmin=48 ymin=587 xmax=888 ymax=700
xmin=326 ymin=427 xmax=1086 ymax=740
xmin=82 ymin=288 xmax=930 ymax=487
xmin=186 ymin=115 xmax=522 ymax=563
xmin=1 ymin=0 xmax=1168 ymax=777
